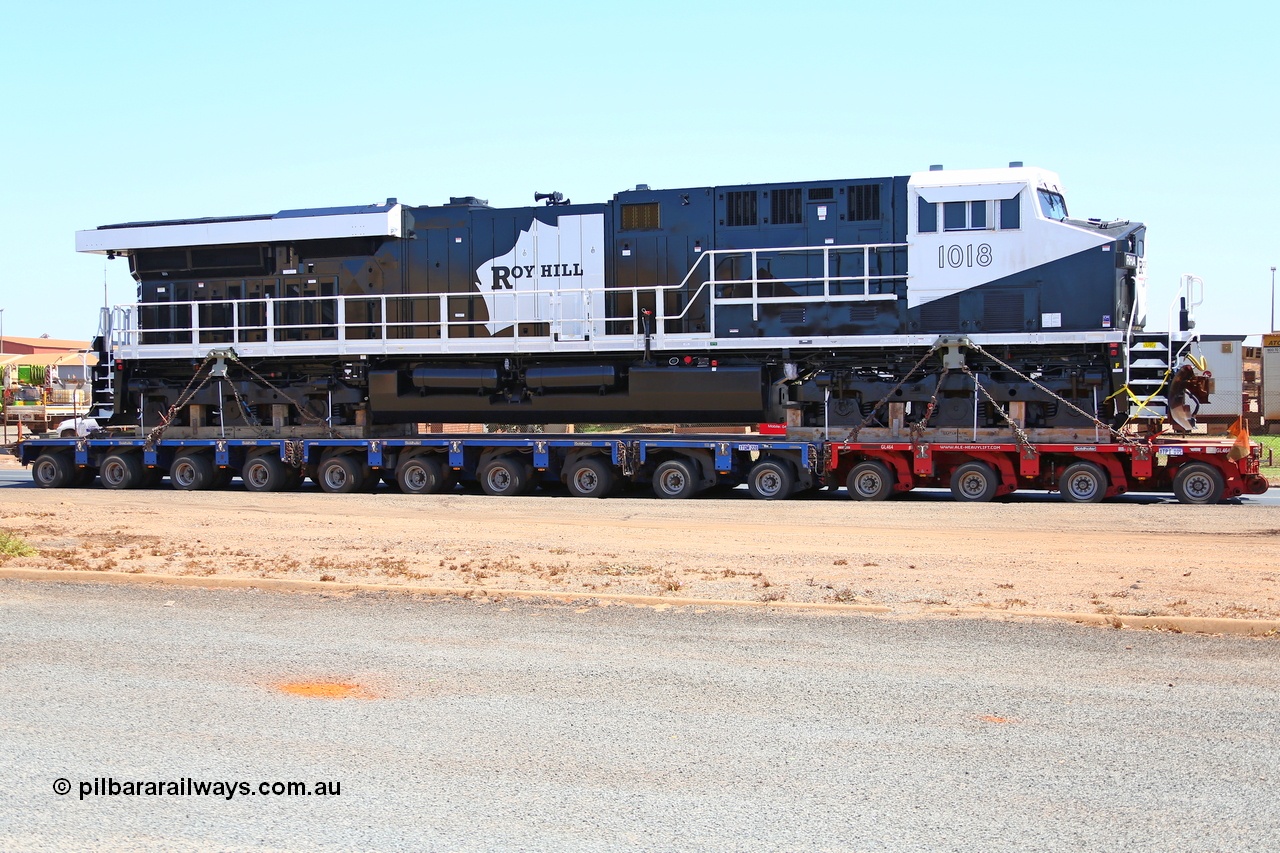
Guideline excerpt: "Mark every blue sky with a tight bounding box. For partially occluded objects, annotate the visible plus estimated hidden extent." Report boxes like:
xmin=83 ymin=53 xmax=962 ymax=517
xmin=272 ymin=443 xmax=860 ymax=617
xmin=1 ymin=0 xmax=1276 ymax=341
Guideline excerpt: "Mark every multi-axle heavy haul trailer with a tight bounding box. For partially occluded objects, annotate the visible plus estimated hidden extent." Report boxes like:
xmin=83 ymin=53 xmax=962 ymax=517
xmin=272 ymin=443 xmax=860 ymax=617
xmin=14 ymin=429 xmax=1266 ymax=504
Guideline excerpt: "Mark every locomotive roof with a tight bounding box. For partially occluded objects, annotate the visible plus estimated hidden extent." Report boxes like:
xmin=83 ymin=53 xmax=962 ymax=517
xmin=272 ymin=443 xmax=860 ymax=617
xmin=75 ymin=166 xmax=1070 ymax=255
xmin=75 ymin=201 xmax=403 ymax=254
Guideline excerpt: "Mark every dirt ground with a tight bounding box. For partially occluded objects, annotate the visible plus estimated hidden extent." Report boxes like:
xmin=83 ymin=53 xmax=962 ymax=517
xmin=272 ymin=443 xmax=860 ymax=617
xmin=2 ymin=452 xmax=1277 ymax=625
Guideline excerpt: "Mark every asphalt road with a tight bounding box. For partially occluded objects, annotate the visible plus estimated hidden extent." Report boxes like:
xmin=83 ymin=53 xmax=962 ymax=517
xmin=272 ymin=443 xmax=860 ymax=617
xmin=2 ymin=580 xmax=1278 ymax=852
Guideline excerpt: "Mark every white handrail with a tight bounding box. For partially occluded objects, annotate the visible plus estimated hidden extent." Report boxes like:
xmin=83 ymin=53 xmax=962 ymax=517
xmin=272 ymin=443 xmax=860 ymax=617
xmin=105 ymin=240 xmax=911 ymax=352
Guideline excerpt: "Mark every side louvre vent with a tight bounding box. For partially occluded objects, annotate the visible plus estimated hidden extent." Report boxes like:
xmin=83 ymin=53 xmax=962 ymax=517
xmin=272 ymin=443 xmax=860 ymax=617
xmin=772 ymin=188 xmax=803 ymax=224
xmin=847 ymin=304 xmax=877 ymax=323
xmin=848 ymin=184 xmax=882 ymax=221
xmin=780 ymin=308 xmax=807 ymax=324
xmin=920 ymin=299 xmax=959 ymax=330
xmin=621 ymin=202 xmax=660 ymax=230
xmin=983 ymin=291 xmax=1025 ymax=331
xmin=725 ymin=191 xmax=758 ymax=227
xmin=808 ymin=187 xmax=834 ymax=201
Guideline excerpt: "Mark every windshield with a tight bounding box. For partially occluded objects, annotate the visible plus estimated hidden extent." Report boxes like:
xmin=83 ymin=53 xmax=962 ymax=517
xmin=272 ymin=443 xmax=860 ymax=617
xmin=1038 ymin=189 xmax=1068 ymax=221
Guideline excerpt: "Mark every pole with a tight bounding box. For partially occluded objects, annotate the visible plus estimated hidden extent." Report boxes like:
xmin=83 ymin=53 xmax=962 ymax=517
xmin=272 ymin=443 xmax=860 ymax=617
xmin=1271 ymin=266 xmax=1276 ymax=333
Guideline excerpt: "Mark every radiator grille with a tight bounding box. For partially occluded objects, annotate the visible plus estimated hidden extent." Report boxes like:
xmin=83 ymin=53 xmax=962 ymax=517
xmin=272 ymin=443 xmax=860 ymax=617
xmin=848 ymin=184 xmax=881 ymax=221
xmin=772 ymin=188 xmax=803 ymax=225
xmin=725 ymin=191 xmax=758 ymax=227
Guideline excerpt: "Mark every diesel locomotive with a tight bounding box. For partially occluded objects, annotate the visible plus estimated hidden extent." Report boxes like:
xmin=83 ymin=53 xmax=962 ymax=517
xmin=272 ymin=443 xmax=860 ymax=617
xmin=77 ymin=164 xmax=1151 ymax=432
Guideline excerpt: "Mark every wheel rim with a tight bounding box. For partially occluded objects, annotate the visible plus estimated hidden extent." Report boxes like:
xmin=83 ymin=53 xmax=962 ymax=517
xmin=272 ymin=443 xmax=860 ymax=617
xmin=173 ymin=461 xmax=196 ymax=488
xmin=1184 ymin=472 xmax=1213 ymax=500
xmin=35 ymin=460 xmax=57 ymax=485
xmin=659 ymin=469 xmax=686 ymax=495
xmin=754 ymin=469 xmax=783 ymax=498
xmin=246 ymin=462 xmax=268 ymax=489
xmin=853 ymin=472 xmax=882 ymax=497
xmin=1068 ymin=473 xmax=1100 ymax=500
xmin=405 ymin=464 xmax=427 ymax=491
xmin=323 ymin=464 xmax=348 ymax=490
xmin=486 ymin=466 xmax=512 ymax=492
xmin=573 ymin=467 xmax=598 ymax=493
xmin=102 ymin=461 xmax=124 ymax=487
xmin=959 ymin=472 xmax=987 ymax=498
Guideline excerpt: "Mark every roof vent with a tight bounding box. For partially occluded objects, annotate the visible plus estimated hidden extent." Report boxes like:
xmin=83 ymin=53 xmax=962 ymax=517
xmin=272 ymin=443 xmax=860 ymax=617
xmin=929 ymin=164 xmax=944 ymax=171
xmin=1008 ymin=161 xmax=1023 ymax=168
xmin=386 ymin=197 xmax=398 ymax=205
xmin=635 ymin=184 xmax=650 ymax=191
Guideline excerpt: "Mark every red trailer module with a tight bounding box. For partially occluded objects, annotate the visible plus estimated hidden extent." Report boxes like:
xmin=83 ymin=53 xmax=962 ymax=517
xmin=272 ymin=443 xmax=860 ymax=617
xmin=829 ymin=436 xmax=1268 ymax=504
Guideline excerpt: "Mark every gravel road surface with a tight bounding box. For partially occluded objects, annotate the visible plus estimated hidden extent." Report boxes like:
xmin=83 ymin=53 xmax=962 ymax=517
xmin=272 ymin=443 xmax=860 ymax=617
xmin=2 ymin=464 xmax=1278 ymax=621
xmin=2 ymin=580 xmax=1277 ymax=852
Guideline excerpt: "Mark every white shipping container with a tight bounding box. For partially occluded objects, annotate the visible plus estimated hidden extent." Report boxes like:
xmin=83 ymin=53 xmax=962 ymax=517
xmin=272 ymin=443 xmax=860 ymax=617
xmin=1264 ymin=334 xmax=1280 ymax=421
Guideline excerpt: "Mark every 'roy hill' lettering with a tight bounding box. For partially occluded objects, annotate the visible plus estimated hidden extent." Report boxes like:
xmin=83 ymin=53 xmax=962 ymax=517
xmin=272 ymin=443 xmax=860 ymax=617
xmin=490 ymin=263 xmax=585 ymax=290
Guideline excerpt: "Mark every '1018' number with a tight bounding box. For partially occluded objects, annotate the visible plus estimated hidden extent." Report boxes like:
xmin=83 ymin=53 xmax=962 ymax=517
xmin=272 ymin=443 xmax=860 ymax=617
xmin=939 ymin=243 xmax=993 ymax=268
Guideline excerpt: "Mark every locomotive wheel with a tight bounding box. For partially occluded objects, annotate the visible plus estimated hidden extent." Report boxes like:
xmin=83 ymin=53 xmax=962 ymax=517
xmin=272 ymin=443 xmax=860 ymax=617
xmin=318 ymin=454 xmax=365 ymax=494
xmin=566 ymin=457 xmax=616 ymax=498
xmin=1059 ymin=460 xmax=1107 ymax=503
xmin=1172 ymin=462 xmax=1224 ymax=505
xmin=949 ymin=460 xmax=999 ymax=503
xmin=31 ymin=452 xmax=75 ymax=489
xmin=747 ymin=459 xmax=794 ymax=501
xmin=846 ymin=460 xmax=895 ymax=501
xmin=170 ymin=453 xmax=214 ymax=491
xmin=397 ymin=456 xmax=448 ymax=495
xmin=242 ymin=454 xmax=291 ymax=492
xmin=652 ymin=458 xmax=698 ymax=500
xmin=99 ymin=453 xmax=144 ymax=490
xmin=479 ymin=456 xmax=528 ymax=497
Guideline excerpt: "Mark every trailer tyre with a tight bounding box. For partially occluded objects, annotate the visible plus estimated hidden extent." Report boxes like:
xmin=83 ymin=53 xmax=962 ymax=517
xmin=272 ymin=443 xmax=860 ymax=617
xmin=653 ymin=458 xmax=698 ymax=500
xmin=1060 ymin=460 xmax=1107 ymax=503
xmin=100 ymin=453 xmax=143 ymax=490
xmin=846 ymin=460 xmax=895 ymax=501
xmin=1172 ymin=462 xmax=1224 ymax=505
xmin=950 ymin=460 xmax=999 ymax=503
xmin=318 ymin=454 xmax=365 ymax=494
xmin=170 ymin=453 xmax=214 ymax=491
xmin=566 ymin=457 xmax=616 ymax=498
xmin=72 ymin=466 xmax=98 ymax=488
xmin=242 ymin=454 xmax=290 ymax=492
xmin=31 ymin=452 xmax=75 ymax=489
xmin=397 ymin=456 xmax=447 ymax=495
xmin=479 ymin=456 xmax=529 ymax=496
xmin=747 ymin=459 xmax=794 ymax=501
